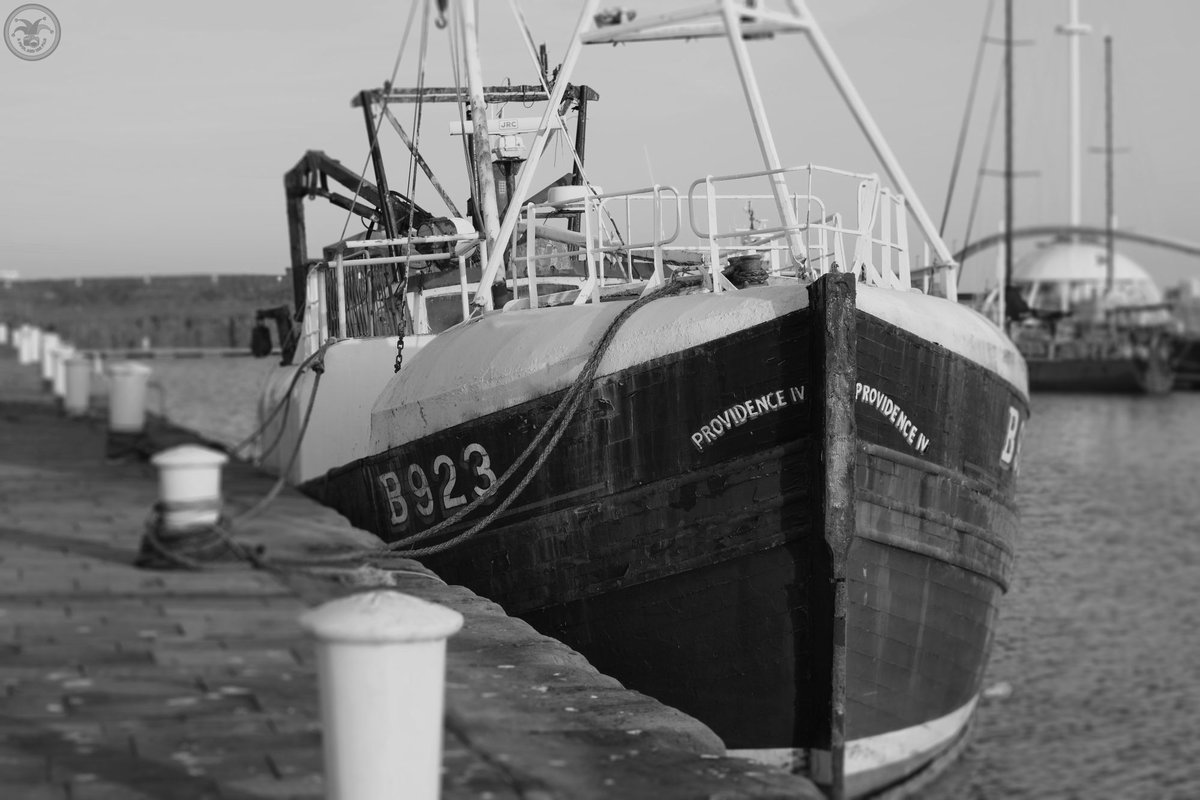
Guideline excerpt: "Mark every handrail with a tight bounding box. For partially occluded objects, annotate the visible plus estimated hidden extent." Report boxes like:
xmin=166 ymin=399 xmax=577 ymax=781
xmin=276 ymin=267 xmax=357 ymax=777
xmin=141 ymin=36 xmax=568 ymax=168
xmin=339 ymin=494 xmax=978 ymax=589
xmin=528 ymin=184 xmax=683 ymax=251
xmin=308 ymin=166 xmax=950 ymax=348
xmin=338 ymin=232 xmax=480 ymax=250
xmin=684 ymin=163 xmax=922 ymax=293
xmin=686 ymin=164 xmax=877 ymax=238
xmin=520 ymin=184 xmax=683 ymax=305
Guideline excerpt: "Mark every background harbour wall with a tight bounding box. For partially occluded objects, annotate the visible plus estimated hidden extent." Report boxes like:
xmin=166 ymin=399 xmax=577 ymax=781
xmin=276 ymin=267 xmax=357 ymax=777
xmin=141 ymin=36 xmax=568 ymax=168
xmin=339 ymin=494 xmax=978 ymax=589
xmin=0 ymin=274 xmax=292 ymax=350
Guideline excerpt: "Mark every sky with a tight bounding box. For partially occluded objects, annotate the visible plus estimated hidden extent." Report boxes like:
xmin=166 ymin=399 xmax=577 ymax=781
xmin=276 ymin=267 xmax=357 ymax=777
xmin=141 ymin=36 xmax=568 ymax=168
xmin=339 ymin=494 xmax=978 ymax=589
xmin=3 ymin=0 xmax=1199 ymax=294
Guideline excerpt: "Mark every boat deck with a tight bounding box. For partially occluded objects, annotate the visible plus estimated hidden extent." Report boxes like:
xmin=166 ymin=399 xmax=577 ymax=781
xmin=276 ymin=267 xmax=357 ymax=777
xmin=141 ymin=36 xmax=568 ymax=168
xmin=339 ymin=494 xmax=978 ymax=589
xmin=0 ymin=352 xmax=821 ymax=799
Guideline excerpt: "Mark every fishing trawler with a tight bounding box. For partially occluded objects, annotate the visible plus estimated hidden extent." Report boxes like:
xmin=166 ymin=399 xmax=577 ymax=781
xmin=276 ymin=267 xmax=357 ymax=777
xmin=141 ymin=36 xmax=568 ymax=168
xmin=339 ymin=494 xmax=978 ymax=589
xmin=260 ymin=2 xmax=1029 ymax=795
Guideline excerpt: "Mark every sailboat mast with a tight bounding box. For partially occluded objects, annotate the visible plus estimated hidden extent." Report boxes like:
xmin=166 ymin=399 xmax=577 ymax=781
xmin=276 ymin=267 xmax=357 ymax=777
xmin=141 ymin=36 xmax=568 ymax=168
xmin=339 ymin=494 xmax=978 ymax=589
xmin=459 ymin=0 xmax=502 ymax=268
xmin=1104 ymin=34 xmax=1115 ymax=295
xmin=1058 ymin=0 xmax=1090 ymax=231
xmin=1003 ymin=0 xmax=1014 ymax=305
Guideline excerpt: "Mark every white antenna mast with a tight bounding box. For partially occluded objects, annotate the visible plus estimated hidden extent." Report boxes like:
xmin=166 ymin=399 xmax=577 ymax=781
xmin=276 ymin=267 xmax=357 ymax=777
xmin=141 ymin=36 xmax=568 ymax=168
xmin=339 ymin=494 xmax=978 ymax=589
xmin=459 ymin=0 xmax=503 ymax=268
xmin=1057 ymin=0 xmax=1091 ymax=229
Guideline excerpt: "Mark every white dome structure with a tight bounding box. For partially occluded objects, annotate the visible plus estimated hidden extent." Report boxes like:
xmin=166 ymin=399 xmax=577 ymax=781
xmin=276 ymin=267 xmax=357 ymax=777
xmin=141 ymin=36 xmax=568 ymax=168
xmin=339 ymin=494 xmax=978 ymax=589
xmin=1012 ymin=240 xmax=1162 ymax=313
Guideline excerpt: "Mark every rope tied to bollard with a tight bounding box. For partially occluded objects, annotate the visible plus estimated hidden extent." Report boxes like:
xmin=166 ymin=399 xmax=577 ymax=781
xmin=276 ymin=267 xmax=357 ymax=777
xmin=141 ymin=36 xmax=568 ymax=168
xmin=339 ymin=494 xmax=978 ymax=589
xmin=135 ymin=498 xmax=264 ymax=570
xmin=134 ymin=340 xmax=331 ymax=572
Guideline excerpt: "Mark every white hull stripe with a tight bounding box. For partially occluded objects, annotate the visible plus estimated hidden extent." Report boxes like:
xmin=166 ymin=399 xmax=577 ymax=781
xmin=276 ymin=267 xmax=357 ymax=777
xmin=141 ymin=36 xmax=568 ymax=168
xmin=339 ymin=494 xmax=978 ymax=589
xmin=728 ymin=694 xmax=979 ymax=798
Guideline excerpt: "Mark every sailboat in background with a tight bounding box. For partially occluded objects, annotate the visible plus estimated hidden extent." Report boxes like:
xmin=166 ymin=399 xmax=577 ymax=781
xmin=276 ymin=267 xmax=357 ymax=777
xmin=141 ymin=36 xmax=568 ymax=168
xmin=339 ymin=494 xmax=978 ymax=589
xmin=979 ymin=0 xmax=1176 ymax=393
xmin=1165 ymin=278 xmax=1200 ymax=388
xmin=259 ymin=2 xmax=1029 ymax=795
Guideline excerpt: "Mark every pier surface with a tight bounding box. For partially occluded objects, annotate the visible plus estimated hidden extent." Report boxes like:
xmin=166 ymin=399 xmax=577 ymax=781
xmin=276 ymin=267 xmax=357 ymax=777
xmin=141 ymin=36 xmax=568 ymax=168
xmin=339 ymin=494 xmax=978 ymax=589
xmin=0 ymin=353 xmax=820 ymax=799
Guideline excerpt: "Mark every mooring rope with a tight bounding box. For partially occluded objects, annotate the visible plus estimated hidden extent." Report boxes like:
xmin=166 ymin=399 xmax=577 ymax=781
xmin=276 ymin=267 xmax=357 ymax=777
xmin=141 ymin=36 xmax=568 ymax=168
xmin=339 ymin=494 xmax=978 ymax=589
xmin=141 ymin=280 xmax=688 ymax=572
xmin=137 ymin=342 xmax=329 ymax=571
xmin=231 ymin=366 xmax=323 ymax=525
xmin=136 ymin=501 xmax=259 ymax=571
xmin=382 ymin=278 xmax=687 ymax=558
xmin=227 ymin=343 xmax=329 ymax=461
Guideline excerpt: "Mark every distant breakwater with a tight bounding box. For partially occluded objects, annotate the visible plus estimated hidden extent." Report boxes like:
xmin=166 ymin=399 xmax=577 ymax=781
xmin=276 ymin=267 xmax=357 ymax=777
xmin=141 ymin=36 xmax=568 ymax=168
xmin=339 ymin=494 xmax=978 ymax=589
xmin=0 ymin=274 xmax=292 ymax=350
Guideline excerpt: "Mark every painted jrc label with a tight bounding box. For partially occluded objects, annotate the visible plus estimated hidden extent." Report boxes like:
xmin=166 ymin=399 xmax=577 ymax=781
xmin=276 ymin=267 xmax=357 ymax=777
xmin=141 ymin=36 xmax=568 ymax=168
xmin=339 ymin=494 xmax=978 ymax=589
xmin=377 ymin=442 xmax=497 ymax=531
xmin=691 ymin=385 xmax=806 ymax=452
xmin=855 ymin=382 xmax=930 ymax=454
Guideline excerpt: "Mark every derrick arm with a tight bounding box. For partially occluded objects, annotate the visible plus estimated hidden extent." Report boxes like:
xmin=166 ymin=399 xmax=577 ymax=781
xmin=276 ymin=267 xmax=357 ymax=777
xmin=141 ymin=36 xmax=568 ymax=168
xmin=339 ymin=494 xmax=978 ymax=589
xmin=281 ymin=150 xmax=434 ymax=364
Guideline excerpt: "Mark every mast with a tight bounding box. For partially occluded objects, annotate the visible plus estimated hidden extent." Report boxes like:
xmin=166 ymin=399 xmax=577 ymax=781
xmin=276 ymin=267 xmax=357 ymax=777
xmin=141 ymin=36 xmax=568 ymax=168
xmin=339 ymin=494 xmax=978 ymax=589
xmin=719 ymin=1 xmax=807 ymax=269
xmin=1057 ymin=0 xmax=1090 ymax=231
xmin=1004 ymin=0 xmax=1013 ymax=310
xmin=569 ymin=87 xmax=591 ymax=234
xmin=1104 ymin=34 xmax=1115 ymax=295
xmin=359 ymin=92 xmax=400 ymax=244
xmin=789 ymin=0 xmax=955 ymax=271
xmin=459 ymin=0 xmax=502 ymax=270
xmin=472 ymin=0 xmax=599 ymax=310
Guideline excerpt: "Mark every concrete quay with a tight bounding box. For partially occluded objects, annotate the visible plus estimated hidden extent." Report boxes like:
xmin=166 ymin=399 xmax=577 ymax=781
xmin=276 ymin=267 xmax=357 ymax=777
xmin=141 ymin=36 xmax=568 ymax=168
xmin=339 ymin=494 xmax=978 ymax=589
xmin=0 ymin=352 xmax=822 ymax=800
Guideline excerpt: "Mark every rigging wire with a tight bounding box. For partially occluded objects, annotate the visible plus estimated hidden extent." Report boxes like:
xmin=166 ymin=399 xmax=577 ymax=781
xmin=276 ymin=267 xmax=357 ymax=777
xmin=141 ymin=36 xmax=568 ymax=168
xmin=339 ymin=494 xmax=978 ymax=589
xmin=940 ymin=0 xmax=996 ymax=237
xmin=391 ymin=0 xmax=435 ymax=372
xmin=507 ymin=0 xmax=582 ymax=176
xmin=507 ymin=0 xmax=625 ymax=249
xmin=336 ymin=0 xmax=421 ymax=245
xmin=404 ymin=0 xmax=432 ymax=228
xmin=447 ymin=3 xmax=478 ymax=221
xmin=960 ymin=70 xmax=1005 ymax=276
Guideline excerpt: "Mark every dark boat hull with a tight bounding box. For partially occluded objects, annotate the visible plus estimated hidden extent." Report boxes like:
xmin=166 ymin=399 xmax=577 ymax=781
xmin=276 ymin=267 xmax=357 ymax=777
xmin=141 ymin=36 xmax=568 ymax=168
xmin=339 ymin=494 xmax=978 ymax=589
xmin=307 ymin=278 xmax=1027 ymax=794
xmin=1171 ymin=336 xmax=1200 ymax=390
xmin=1027 ymin=355 xmax=1172 ymax=393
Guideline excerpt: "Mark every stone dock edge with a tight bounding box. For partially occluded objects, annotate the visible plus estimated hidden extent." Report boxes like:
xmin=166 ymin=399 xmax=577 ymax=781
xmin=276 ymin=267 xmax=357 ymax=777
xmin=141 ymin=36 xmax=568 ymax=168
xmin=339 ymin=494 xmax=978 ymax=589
xmin=0 ymin=351 xmax=823 ymax=799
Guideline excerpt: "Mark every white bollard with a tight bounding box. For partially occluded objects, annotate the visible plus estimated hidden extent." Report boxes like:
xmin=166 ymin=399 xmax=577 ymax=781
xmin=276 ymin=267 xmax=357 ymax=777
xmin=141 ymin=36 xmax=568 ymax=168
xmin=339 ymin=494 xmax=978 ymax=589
xmin=26 ymin=327 xmax=42 ymax=366
xmin=40 ymin=332 xmax=60 ymax=384
xmin=107 ymin=361 xmax=153 ymax=433
xmin=149 ymin=445 xmax=228 ymax=530
xmin=21 ymin=326 xmax=41 ymax=365
xmin=299 ymin=591 xmax=464 ymax=800
xmin=52 ymin=345 xmax=74 ymax=398
xmin=64 ymin=357 xmax=92 ymax=416
xmin=0 ymin=322 xmax=8 ymax=346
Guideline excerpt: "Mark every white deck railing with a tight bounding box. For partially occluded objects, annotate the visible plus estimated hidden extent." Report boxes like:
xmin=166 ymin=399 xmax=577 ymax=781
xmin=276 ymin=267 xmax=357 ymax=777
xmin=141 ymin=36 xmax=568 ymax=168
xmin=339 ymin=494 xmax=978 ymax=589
xmin=517 ymin=184 xmax=682 ymax=307
xmin=686 ymin=164 xmax=917 ymax=292
xmin=300 ymin=166 xmax=956 ymax=356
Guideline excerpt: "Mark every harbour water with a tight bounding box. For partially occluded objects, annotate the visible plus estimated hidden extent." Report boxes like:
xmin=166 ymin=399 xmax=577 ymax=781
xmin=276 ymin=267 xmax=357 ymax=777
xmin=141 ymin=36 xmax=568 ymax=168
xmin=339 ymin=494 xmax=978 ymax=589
xmin=930 ymin=392 xmax=1200 ymax=800
xmin=152 ymin=358 xmax=1200 ymax=798
xmin=144 ymin=356 xmax=279 ymax=452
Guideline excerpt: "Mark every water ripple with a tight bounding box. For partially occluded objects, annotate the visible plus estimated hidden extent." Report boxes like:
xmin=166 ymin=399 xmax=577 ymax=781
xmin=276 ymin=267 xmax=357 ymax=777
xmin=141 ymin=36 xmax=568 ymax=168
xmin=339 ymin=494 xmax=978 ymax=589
xmin=932 ymin=393 xmax=1200 ymax=799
